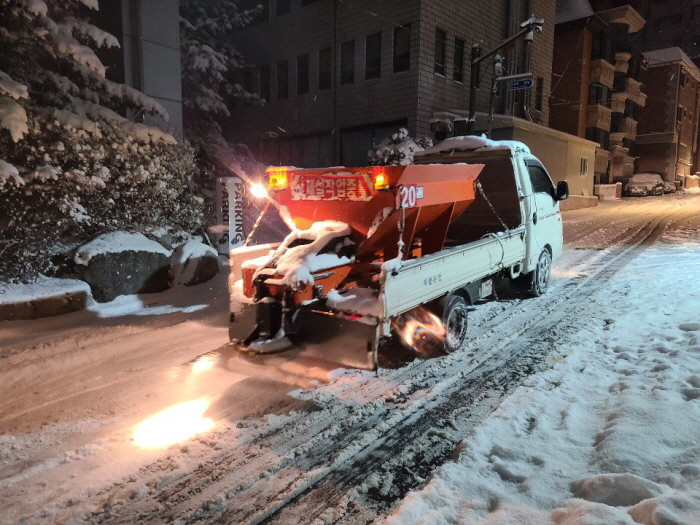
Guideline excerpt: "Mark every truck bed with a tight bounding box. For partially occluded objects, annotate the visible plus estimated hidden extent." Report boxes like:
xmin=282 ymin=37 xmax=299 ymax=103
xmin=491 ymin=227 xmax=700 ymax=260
xmin=382 ymin=226 xmax=527 ymax=317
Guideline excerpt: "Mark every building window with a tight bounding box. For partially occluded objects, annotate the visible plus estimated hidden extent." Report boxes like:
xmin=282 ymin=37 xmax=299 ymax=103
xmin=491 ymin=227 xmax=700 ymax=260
xmin=393 ymin=24 xmax=411 ymax=73
xmin=260 ymin=65 xmax=270 ymax=102
xmin=434 ymin=28 xmax=446 ymax=75
xmin=277 ymin=59 xmax=288 ymax=99
xmin=276 ymin=0 xmax=290 ymax=16
xmin=580 ymin=156 xmax=589 ymax=178
xmin=319 ymin=47 xmax=332 ymax=90
xmin=453 ymin=38 xmax=464 ymax=82
xmin=586 ymin=127 xmax=609 ymax=148
xmin=365 ymin=32 xmax=381 ymax=80
xmin=654 ymin=14 xmax=683 ymax=31
xmin=297 ymin=53 xmax=309 ymax=95
xmin=535 ymin=77 xmax=544 ymax=111
xmin=241 ymin=67 xmax=260 ymax=95
xmin=588 ymin=83 xmax=609 ymax=107
xmin=591 ymin=31 xmax=613 ymax=62
xmin=341 ymin=40 xmax=355 ymax=85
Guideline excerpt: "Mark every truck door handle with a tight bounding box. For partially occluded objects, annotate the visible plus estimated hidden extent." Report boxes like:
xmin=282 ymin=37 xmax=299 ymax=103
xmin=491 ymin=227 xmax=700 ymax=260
xmin=533 ymin=212 xmax=538 ymax=225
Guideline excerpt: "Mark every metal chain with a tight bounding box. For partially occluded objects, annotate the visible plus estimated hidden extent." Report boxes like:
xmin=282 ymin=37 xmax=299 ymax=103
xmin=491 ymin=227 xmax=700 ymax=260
xmin=475 ymin=180 xmax=509 ymax=232
xmin=244 ymin=200 xmax=271 ymax=247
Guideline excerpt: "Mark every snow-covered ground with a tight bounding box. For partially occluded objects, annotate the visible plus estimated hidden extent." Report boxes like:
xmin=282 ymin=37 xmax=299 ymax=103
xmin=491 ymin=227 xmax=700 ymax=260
xmin=388 ymin=228 xmax=700 ymax=524
xmin=1 ymin=194 xmax=700 ymax=524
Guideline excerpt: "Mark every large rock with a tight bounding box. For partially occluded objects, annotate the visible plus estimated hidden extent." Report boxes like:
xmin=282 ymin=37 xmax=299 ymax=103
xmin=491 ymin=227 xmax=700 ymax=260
xmin=75 ymin=232 xmax=172 ymax=302
xmin=170 ymin=239 xmax=219 ymax=287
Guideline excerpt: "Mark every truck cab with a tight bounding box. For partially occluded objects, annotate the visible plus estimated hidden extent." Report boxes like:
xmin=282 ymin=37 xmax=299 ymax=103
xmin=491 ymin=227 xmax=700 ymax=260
xmin=415 ymin=137 xmax=568 ymax=293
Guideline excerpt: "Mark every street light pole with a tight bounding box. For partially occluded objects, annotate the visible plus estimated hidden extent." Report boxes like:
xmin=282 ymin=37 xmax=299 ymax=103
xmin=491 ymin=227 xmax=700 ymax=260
xmin=468 ymin=43 xmax=482 ymax=136
xmin=467 ymin=16 xmax=544 ymax=135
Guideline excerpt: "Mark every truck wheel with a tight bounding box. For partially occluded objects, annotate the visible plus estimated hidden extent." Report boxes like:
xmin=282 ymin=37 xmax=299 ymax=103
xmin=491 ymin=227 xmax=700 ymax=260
xmin=529 ymin=249 xmax=552 ymax=297
xmin=441 ymin=295 xmax=469 ymax=352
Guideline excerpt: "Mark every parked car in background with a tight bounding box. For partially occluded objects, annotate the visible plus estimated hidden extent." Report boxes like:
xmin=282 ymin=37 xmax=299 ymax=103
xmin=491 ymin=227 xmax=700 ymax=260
xmin=624 ymin=173 xmax=676 ymax=196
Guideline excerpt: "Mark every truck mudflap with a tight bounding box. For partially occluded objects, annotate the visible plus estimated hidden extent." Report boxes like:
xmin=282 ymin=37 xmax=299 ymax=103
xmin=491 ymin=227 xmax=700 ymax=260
xmin=229 ymin=303 xmax=379 ymax=370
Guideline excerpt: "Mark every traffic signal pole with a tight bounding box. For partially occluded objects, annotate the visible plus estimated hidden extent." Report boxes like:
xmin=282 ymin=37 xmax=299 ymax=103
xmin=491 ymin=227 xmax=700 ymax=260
xmin=467 ymin=16 xmax=543 ymax=135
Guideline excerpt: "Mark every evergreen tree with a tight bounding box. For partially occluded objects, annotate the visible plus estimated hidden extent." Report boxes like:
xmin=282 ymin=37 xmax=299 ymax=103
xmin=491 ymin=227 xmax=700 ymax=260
xmin=0 ymin=0 xmax=203 ymax=281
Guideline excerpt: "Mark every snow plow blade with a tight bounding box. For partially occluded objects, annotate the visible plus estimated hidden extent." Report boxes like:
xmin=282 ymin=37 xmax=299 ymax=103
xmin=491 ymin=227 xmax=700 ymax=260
xmin=293 ymin=309 xmax=379 ymax=370
xmin=230 ymin=304 xmax=379 ymax=370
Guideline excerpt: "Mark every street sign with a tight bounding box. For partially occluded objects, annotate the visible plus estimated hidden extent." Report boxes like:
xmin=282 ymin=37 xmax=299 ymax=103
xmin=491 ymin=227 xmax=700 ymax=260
xmin=508 ymin=77 xmax=534 ymax=91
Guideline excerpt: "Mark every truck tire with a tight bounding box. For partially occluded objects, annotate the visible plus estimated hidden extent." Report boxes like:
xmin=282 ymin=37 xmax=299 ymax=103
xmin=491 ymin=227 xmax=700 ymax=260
xmin=441 ymin=294 xmax=469 ymax=353
xmin=529 ymin=249 xmax=552 ymax=297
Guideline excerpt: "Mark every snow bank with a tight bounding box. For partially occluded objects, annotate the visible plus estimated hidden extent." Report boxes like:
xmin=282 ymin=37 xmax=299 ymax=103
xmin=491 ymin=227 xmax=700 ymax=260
xmin=260 ymin=221 xmax=353 ymax=289
xmin=326 ymin=287 xmax=381 ymax=318
xmin=0 ymin=276 xmax=90 ymax=305
xmin=417 ymin=134 xmax=531 ymax=156
xmin=74 ymin=232 xmax=171 ymax=265
xmin=388 ymin=238 xmax=700 ymax=524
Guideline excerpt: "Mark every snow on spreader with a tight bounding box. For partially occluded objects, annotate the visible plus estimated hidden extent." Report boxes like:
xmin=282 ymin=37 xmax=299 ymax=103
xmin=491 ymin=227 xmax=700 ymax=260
xmin=229 ymin=139 xmax=568 ymax=370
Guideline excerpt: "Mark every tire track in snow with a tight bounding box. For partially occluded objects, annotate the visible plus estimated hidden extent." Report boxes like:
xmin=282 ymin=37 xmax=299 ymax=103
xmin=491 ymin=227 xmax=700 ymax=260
xmin=242 ymin=207 xmax=695 ymax=524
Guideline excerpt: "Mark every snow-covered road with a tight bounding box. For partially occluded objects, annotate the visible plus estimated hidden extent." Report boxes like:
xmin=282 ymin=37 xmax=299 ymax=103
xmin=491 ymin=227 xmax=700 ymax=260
xmin=1 ymin=194 xmax=700 ymax=524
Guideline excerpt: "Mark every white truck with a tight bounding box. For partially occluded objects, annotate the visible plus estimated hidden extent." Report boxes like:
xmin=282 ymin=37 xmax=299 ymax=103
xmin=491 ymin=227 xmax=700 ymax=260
xmin=229 ymin=136 xmax=568 ymax=369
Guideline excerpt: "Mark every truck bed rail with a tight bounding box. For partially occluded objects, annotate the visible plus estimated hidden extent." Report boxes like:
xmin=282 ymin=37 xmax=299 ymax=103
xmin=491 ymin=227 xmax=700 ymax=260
xmin=382 ymin=226 xmax=526 ymax=317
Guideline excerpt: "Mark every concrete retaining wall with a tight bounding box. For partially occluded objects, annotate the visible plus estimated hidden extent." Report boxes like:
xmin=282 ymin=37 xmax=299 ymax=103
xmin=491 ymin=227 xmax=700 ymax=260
xmin=0 ymin=290 xmax=89 ymax=321
xmin=595 ymin=183 xmax=622 ymax=200
xmin=559 ymin=195 xmax=599 ymax=211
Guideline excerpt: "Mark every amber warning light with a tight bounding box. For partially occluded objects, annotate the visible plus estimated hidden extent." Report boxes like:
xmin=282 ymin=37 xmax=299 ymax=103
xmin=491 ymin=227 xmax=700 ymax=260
xmin=266 ymin=167 xmax=289 ymax=190
xmin=374 ymin=172 xmax=389 ymax=191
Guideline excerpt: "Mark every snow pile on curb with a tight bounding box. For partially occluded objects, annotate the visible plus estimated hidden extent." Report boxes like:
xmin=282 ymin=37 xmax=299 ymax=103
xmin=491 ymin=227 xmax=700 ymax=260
xmin=74 ymin=231 xmax=171 ymax=265
xmin=388 ymin=238 xmax=700 ymax=525
xmin=260 ymin=221 xmax=353 ymax=289
xmin=0 ymin=276 xmax=91 ymax=305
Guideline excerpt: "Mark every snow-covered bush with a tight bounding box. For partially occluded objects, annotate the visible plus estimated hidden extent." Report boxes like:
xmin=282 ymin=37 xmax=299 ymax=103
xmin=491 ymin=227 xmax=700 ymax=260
xmin=0 ymin=0 xmax=203 ymax=281
xmin=368 ymin=128 xmax=434 ymax=166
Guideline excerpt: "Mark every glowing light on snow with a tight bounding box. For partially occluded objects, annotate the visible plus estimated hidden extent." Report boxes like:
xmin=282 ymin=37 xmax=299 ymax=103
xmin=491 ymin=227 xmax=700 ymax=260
xmin=250 ymin=183 xmax=268 ymax=199
xmin=394 ymin=306 xmax=446 ymax=355
xmin=133 ymin=399 xmax=214 ymax=449
xmin=191 ymin=355 xmax=215 ymax=373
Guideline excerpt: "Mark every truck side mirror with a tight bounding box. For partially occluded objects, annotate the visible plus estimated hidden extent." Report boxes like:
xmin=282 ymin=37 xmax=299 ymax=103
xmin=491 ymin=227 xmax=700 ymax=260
xmin=556 ymin=181 xmax=569 ymax=201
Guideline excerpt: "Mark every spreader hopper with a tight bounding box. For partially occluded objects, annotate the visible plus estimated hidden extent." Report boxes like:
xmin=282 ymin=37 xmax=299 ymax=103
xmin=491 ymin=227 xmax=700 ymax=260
xmin=271 ymin=163 xmax=484 ymax=259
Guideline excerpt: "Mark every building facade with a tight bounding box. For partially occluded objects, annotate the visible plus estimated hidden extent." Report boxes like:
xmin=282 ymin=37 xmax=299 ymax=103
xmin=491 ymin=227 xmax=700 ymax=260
xmin=229 ymin=0 xmax=556 ymax=167
xmin=94 ymin=0 xmax=183 ymax=132
xmin=629 ymin=0 xmax=700 ymax=62
xmin=635 ymin=48 xmax=700 ymax=185
xmin=550 ymin=1 xmax=646 ymax=184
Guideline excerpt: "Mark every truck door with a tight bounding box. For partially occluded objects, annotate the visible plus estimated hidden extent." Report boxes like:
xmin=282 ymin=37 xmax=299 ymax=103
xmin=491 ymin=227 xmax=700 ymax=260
xmin=524 ymin=158 xmax=563 ymax=260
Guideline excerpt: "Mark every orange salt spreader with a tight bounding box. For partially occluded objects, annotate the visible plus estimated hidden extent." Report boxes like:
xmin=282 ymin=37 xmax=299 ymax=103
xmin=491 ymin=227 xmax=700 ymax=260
xmin=229 ymin=163 xmax=484 ymax=369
